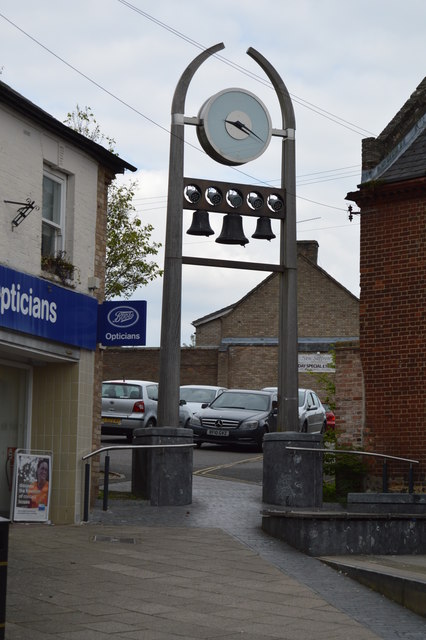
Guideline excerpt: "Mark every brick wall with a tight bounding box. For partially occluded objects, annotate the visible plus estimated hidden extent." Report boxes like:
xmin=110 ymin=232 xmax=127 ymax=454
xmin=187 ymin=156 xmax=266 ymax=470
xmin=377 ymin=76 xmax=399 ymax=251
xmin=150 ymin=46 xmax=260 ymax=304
xmin=334 ymin=342 xmax=363 ymax=446
xmin=103 ymin=347 xmax=218 ymax=385
xmin=196 ymin=250 xmax=359 ymax=345
xmin=195 ymin=317 xmax=223 ymax=346
xmin=359 ymin=185 xmax=426 ymax=490
xmin=103 ymin=240 xmax=362 ymax=443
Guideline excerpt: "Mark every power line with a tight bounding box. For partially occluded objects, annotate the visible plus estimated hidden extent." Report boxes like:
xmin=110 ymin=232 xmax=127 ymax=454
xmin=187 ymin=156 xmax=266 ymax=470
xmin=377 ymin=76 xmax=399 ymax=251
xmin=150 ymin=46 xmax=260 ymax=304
xmin=0 ymin=11 xmax=353 ymax=214
xmin=116 ymin=0 xmax=376 ymax=137
xmin=133 ymin=164 xmax=361 ymax=210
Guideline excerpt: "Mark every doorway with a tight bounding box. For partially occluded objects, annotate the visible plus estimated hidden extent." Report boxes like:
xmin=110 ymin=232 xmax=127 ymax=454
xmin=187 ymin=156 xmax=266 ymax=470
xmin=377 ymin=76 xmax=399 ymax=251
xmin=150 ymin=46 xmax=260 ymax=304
xmin=0 ymin=362 xmax=31 ymax=516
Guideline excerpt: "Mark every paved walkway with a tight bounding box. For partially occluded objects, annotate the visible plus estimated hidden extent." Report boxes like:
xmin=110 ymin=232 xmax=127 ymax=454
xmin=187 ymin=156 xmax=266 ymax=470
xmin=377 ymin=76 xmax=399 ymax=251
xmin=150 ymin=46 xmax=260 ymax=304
xmin=5 ymin=476 xmax=426 ymax=639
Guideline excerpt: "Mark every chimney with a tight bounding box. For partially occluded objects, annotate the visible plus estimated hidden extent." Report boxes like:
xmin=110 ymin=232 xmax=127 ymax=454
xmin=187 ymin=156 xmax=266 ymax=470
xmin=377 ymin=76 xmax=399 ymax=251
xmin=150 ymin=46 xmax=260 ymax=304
xmin=297 ymin=240 xmax=319 ymax=264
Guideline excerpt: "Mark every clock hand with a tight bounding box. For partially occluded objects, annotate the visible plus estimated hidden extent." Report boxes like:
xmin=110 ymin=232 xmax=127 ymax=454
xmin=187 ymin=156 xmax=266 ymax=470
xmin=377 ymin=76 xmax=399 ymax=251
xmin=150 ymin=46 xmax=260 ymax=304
xmin=224 ymin=119 xmax=263 ymax=142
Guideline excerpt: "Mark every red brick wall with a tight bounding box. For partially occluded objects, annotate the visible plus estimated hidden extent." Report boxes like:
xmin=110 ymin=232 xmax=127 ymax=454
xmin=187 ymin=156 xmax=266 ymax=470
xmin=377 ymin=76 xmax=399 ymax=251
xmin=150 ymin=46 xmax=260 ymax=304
xmin=103 ymin=347 xmax=219 ymax=385
xmin=359 ymin=184 xmax=426 ymax=490
xmin=334 ymin=342 xmax=363 ymax=446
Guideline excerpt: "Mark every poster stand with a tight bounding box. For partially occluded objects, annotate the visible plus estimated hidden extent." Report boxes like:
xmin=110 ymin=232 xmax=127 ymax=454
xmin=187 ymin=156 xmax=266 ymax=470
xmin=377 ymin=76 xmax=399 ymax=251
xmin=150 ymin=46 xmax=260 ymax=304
xmin=11 ymin=450 xmax=52 ymax=523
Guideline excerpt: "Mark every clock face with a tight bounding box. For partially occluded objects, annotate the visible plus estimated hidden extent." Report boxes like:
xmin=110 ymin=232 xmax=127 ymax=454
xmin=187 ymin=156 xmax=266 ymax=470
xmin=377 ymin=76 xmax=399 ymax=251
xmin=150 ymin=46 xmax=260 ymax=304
xmin=197 ymin=88 xmax=272 ymax=166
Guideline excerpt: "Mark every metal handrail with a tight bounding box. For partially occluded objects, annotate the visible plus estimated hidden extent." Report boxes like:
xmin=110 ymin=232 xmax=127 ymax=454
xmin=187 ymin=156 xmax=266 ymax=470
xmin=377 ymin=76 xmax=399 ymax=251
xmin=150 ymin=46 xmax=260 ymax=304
xmin=286 ymin=446 xmax=419 ymax=493
xmin=82 ymin=443 xmax=196 ymax=521
xmin=82 ymin=443 xmax=196 ymax=460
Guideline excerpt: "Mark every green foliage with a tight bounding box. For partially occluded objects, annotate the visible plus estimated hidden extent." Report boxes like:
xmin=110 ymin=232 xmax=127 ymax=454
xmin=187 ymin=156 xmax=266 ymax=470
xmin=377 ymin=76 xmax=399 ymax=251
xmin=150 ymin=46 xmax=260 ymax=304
xmin=307 ymin=349 xmax=336 ymax=409
xmin=41 ymin=250 xmax=78 ymax=286
xmin=322 ymin=427 xmax=367 ymax=503
xmin=64 ymin=106 xmax=163 ymax=299
xmin=322 ymin=480 xmax=336 ymax=502
xmin=106 ymin=181 xmax=162 ymax=299
xmin=64 ymin=105 xmax=116 ymax=152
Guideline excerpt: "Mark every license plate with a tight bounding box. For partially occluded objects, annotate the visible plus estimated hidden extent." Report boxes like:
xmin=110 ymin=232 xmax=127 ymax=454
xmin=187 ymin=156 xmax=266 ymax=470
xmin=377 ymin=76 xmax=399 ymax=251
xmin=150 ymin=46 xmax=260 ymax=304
xmin=103 ymin=417 xmax=121 ymax=424
xmin=207 ymin=428 xmax=229 ymax=437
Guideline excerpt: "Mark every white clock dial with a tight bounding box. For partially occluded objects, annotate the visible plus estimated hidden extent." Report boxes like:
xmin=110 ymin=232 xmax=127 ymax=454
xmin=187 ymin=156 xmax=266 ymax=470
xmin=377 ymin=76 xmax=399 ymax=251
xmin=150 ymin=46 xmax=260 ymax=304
xmin=197 ymin=88 xmax=272 ymax=166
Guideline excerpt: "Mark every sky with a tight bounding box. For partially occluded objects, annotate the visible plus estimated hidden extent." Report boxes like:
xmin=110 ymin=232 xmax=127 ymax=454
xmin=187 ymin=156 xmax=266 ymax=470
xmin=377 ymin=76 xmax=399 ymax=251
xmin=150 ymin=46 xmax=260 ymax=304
xmin=1 ymin=1 xmax=425 ymax=345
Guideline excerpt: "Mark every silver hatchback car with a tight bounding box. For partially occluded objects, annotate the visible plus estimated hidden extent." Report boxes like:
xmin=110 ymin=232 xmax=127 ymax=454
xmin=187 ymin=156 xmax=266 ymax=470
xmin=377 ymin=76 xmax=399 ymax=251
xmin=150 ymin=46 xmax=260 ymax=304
xmin=262 ymin=387 xmax=327 ymax=433
xmin=101 ymin=379 xmax=191 ymax=441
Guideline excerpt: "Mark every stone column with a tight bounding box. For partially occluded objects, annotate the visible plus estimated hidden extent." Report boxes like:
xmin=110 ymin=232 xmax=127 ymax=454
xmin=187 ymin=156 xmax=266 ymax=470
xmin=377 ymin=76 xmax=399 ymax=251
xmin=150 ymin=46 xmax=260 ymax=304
xmin=132 ymin=427 xmax=193 ymax=506
xmin=263 ymin=432 xmax=323 ymax=507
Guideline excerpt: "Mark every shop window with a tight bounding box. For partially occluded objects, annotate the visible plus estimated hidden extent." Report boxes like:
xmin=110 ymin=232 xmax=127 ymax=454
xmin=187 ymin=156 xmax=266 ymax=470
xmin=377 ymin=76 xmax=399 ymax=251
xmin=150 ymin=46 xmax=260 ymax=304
xmin=42 ymin=169 xmax=66 ymax=258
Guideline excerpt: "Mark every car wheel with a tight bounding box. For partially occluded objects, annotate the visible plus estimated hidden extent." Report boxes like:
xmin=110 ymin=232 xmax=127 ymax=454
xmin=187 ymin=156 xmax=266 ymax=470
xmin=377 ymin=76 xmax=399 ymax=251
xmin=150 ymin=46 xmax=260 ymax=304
xmin=195 ymin=441 xmax=202 ymax=449
xmin=321 ymin=420 xmax=327 ymax=435
xmin=145 ymin=419 xmax=155 ymax=430
xmin=127 ymin=433 xmax=134 ymax=443
xmin=301 ymin=421 xmax=308 ymax=433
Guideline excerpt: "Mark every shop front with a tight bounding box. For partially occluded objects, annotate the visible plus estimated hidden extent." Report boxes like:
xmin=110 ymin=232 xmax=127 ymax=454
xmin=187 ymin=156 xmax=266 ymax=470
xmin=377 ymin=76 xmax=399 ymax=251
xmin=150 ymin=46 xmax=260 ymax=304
xmin=0 ymin=264 xmax=98 ymax=523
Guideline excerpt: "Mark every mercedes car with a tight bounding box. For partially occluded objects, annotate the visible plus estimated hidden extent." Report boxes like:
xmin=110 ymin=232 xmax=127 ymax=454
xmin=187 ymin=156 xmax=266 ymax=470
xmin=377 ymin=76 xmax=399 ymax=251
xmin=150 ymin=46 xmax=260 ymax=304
xmin=189 ymin=388 xmax=278 ymax=451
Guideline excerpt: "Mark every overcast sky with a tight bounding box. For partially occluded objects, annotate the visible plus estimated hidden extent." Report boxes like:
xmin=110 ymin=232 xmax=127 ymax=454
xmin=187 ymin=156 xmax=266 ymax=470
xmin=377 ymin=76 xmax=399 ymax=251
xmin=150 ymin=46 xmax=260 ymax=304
xmin=1 ymin=1 xmax=425 ymax=345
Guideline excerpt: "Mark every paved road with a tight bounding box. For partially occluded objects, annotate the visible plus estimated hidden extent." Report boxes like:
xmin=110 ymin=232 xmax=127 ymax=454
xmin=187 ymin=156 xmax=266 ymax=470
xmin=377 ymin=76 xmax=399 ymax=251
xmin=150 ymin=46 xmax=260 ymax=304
xmin=101 ymin=438 xmax=264 ymax=484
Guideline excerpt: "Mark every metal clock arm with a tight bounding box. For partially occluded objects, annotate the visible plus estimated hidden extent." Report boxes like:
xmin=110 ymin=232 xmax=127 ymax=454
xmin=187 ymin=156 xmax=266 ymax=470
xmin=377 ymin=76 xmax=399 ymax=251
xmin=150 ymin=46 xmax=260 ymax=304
xmin=224 ymin=119 xmax=264 ymax=141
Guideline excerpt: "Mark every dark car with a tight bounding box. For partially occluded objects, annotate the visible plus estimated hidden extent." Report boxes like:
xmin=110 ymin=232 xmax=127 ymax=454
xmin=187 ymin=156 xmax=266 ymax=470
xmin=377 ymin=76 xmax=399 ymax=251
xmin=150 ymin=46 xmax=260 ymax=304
xmin=189 ymin=389 xmax=278 ymax=451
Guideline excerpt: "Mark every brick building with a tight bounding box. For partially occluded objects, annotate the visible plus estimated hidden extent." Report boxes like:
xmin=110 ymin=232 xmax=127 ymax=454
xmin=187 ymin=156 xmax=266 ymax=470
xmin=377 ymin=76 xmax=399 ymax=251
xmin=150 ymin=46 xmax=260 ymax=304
xmin=346 ymin=77 xmax=426 ymax=490
xmin=193 ymin=241 xmax=359 ymax=391
xmin=103 ymin=241 xmax=362 ymax=439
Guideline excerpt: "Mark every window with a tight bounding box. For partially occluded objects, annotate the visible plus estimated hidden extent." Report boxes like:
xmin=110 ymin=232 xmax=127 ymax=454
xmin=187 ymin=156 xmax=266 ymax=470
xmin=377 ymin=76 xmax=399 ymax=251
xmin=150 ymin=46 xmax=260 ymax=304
xmin=42 ymin=169 xmax=66 ymax=257
xmin=146 ymin=385 xmax=159 ymax=401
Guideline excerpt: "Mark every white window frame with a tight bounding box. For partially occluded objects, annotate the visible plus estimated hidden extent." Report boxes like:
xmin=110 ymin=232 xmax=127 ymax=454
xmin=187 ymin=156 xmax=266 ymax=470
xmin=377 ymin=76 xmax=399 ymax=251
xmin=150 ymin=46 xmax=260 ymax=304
xmin=42 ymin=168 xmax=66 ymax=257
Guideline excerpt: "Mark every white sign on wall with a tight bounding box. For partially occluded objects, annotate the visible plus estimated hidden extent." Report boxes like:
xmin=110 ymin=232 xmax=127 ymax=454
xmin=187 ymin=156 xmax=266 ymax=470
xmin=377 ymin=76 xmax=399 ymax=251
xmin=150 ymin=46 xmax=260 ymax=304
xmin=298 ymin=353 xmax=334 ymax=373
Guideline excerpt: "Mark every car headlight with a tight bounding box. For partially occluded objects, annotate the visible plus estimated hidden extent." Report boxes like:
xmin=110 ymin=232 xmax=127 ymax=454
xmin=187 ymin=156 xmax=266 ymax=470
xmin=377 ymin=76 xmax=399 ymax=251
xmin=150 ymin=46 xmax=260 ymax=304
xmin=189 ymin=415 xmax=201 ymax=427
xmin=242 ymin=420 xmax=259 ymax=430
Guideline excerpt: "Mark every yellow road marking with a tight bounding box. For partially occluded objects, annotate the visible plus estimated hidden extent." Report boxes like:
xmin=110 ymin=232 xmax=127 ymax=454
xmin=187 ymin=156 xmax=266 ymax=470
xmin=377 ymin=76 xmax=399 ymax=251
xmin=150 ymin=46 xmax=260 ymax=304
xmin=193 ymin=454 xmax=263 ymax=476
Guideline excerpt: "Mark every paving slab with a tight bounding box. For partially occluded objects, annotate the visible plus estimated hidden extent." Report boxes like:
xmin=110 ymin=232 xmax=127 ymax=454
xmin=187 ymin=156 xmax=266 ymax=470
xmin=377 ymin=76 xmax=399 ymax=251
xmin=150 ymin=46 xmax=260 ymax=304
xmin=4 ymin=476 xmax=426 ymax=639
xmin=320 ymin=554 xmax=426 ymax=617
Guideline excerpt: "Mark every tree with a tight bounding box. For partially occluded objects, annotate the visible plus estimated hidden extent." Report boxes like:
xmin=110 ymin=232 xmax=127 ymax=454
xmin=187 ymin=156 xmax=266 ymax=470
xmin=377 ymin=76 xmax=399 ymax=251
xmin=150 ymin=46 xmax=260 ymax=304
xmin=64 ymin=106 xmax=162 ymax=299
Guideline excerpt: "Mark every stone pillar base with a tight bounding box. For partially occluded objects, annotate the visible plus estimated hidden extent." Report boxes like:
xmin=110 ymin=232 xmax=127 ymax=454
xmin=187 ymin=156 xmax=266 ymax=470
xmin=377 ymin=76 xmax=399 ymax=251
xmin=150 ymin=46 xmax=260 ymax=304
xmin=263 ymin=432 xmax=323 ymax=508
xmin=132 ymin=427 xmax=193 ymax=506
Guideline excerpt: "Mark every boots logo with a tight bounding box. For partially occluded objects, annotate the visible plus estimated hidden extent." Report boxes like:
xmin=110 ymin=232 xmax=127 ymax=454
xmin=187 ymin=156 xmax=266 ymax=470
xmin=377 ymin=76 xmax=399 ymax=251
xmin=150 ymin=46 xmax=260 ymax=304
xmin=107 ymin=306 xmax=139 ymax=329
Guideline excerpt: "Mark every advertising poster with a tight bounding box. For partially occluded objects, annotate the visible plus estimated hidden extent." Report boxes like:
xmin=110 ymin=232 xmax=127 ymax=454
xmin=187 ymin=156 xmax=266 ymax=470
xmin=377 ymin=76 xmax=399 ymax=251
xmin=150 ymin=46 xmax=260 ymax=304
xmin=12 ymin=451 xmax=52 ymax=522
xmin=298 ymin=353 xmax=334 ymax=373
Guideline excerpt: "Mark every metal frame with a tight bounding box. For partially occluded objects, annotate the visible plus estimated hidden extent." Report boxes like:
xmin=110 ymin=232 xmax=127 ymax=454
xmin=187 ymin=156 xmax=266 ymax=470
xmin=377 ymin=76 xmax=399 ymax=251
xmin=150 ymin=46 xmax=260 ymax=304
xmin=157 ymin=43 xmax=298 ymax=432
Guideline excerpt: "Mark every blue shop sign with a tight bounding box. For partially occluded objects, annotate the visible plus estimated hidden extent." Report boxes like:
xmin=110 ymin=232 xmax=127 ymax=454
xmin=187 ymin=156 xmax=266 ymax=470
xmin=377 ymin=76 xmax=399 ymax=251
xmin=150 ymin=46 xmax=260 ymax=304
xmin=0 ymin=265 xmax=97 ymax=350
xmin=97 ymin=301 xmax=146 ymax=346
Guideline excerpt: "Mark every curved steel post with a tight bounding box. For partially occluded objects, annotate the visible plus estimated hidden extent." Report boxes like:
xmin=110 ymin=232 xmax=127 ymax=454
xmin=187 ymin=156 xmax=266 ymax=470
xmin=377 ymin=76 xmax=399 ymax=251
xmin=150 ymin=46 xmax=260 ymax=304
xmin=157 ymin=43 xmax=225 ymax=428
xmin=247 ymin=48 xmax=298 ymax=432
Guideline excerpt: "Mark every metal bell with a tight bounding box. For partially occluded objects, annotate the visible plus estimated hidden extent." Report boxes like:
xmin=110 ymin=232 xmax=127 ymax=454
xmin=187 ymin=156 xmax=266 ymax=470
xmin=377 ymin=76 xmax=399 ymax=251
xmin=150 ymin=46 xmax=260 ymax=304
xmin=186 ymin=210 xmax=214 ymax=236
xmin=215 ymin=214 xmax=249 ymax=246
xmin=252 ymin=217 xmax=276 ymax=241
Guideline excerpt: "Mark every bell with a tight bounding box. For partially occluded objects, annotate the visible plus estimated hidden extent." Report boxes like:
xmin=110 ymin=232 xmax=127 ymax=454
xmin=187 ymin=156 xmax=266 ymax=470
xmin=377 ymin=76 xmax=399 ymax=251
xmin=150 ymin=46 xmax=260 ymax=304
xmin=186 ymin=210 xmax=214 ymax=236
xmin=252 ymin=216 xmax=276 ymax=241
xmin=215 ymin=214 xmax=248 ymax=246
